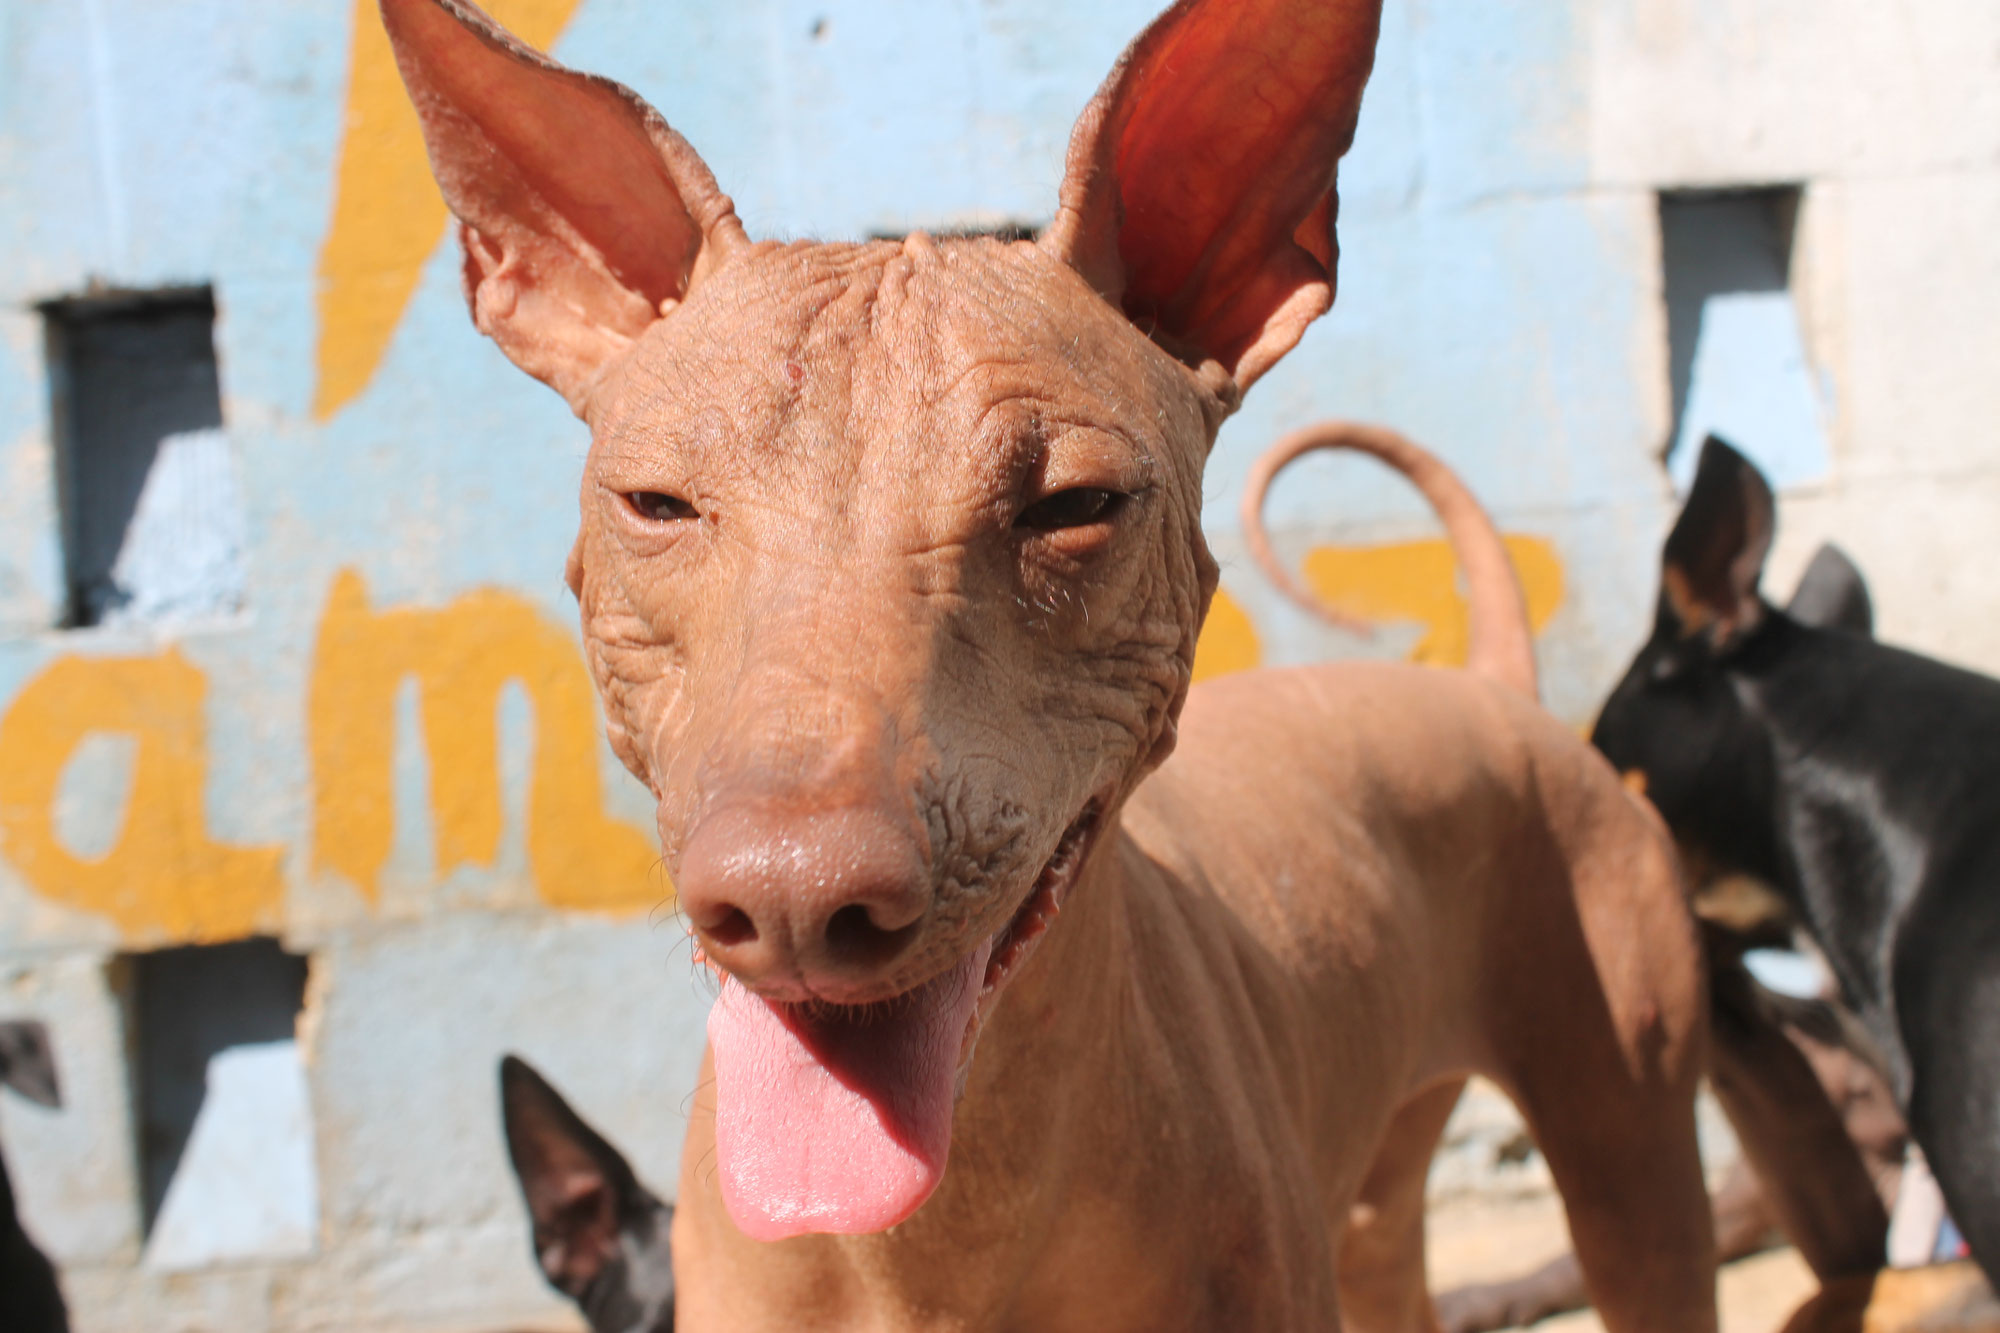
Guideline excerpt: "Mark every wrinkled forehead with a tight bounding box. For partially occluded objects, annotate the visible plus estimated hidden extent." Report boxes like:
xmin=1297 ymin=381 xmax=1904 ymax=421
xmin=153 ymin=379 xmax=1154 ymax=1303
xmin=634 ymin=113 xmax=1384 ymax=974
xmin=586 ymin=236 xmax=1213 ymax=475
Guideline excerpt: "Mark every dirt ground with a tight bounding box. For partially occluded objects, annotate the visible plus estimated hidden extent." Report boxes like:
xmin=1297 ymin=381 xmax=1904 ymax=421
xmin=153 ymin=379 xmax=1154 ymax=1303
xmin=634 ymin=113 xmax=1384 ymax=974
xmin=1429 ymin=1191 xmax=1817 ymax=1333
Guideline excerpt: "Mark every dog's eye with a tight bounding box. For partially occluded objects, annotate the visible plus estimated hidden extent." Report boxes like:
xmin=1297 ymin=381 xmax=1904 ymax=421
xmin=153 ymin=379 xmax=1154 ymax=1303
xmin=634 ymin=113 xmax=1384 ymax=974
xmin=625 ymin=491 xmax=698 ymax=523
xmin=1016 ymin=488 xmax=1127 ymax=532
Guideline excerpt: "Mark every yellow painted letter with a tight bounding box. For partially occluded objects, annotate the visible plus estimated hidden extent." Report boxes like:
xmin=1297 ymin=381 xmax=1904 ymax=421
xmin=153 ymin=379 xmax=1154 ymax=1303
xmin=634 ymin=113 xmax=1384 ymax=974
xmin=308 ymin=570 xmax=660 ymax=912
xmin=0 ymin=652 xmax=283 ymax=944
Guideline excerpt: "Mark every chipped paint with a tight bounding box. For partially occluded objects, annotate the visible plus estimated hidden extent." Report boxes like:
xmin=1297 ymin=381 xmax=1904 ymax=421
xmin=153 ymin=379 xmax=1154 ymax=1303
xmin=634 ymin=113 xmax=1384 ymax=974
xmin=1190 ymin=587 xmax=1261 ymax=683
xmin=1303 ymin=535 xmax=1566 ymax=671
xmin=1195 ymin=536 xmax=1566 ymax=683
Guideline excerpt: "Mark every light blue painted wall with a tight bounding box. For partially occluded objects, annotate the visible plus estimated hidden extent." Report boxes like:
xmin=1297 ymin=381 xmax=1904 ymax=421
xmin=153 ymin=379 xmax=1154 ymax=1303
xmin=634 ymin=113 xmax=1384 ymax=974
xmin=0 ymin=1 xmax=1707 ymax=1313
xmin=0 ymin=0 xmax=1676 ymax=918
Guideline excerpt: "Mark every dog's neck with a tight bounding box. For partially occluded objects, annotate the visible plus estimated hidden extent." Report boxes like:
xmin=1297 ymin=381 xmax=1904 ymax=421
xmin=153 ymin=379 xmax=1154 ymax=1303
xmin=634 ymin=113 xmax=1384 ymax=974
xmin=891 ymin=824 xmax=1140 ymax=1195
xmin=1730 ymin=624 xmax=1982 ymax=1030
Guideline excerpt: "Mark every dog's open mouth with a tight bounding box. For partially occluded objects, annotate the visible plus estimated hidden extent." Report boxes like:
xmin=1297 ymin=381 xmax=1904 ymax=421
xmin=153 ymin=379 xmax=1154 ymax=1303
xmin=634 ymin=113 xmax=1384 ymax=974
xmin=980 ymin=798 xmax=1101 ymax=1000
xmin=705 ymin=800 xmax=1104 ymax=1243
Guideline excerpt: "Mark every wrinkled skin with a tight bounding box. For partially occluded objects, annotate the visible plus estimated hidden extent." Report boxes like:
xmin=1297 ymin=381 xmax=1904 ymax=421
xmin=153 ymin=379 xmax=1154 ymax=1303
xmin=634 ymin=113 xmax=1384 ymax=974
xmin=574 ymin=239 xmax=1216 ymax=1006
xmin=382 ymin=0 xmax=1720 ymax=1327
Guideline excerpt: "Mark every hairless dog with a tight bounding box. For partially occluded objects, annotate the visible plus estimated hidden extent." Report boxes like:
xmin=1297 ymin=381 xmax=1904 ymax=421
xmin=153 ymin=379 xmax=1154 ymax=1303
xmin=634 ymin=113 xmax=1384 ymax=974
xmin=383 ymin=2 xmax=1717 ymax=1326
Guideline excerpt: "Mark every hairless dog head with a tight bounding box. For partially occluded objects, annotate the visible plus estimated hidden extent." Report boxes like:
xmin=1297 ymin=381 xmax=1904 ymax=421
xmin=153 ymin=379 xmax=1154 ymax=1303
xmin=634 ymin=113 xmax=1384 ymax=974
xmin=386 ymin=0 xmax=1382 ymax=1238
xmin=1593 ymin=437 xmax=1778 ymax=851
xmin=1594 ymin=437 xmax=1878 ymax=881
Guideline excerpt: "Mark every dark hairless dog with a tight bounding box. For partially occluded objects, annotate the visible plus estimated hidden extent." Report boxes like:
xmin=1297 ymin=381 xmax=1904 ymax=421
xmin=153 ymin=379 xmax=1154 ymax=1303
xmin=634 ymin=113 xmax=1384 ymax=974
xmin=499 ymin=1056 xmax=675 ymax=1333
xmin=0 ymin=1021 xmax=67 ymax=1333
xmin=1589 ymin=435 xmax=2000 ymax=1321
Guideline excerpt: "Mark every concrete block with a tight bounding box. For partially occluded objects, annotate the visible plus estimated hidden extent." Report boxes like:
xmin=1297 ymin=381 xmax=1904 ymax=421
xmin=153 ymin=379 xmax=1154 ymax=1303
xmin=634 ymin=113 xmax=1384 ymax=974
xmin=1816 ymin=173 xmax=2000 ymax=483
xmin=1767 ymin=471 xmax=2000 ymax=679
xmin=0 ymin=951 xmax=142 ymax=1267
xmin=297 ymin=913 xmax=707 ymax=1328
xmin=1588 ymin=0 xmax=2000 ymax=186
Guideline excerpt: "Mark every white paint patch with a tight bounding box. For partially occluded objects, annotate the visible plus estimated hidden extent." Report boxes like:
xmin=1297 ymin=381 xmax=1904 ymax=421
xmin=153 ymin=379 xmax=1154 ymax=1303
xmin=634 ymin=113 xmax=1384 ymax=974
xmin=1671 ymin=290 xmax=1831 ymax=491
xmin=1742 ymin=946 xmax=1828 ymax=1000
xmin=102 ymin=426 xmax=246 ymax=625
xmin=142 ymin=1040 xmax=317 ymax=1272
xmin=1889 ymin=1144 xmax=1951 ymax=1268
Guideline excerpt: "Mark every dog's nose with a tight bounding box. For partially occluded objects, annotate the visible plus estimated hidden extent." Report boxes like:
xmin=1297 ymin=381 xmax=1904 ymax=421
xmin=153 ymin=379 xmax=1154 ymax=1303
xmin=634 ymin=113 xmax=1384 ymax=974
xmin=677 ymin=804 xmax=929 ymax=992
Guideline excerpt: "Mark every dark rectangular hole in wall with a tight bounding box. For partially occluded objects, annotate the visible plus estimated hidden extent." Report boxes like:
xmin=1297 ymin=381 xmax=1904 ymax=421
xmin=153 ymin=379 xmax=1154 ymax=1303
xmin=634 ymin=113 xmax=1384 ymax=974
xmin=41 ymin=287 xmax=229 ymax=628
xmin=121 ymin=937 xmax=308 ymax=1235
xmin=1658 ymin=187 xmax=1801 ymax=458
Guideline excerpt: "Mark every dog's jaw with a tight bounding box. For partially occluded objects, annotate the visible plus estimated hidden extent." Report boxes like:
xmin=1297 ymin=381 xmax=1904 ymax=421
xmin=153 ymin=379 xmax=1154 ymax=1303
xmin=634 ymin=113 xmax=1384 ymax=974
xmin=965 ymin=799 xmax=1104 ymax=1030
xmin=696 ymin=781 xmax=1119 ymax=1241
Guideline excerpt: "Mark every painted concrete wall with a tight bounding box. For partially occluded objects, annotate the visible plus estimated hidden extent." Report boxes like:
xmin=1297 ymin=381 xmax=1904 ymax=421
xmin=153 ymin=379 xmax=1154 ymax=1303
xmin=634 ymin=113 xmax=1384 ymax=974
xmin=0 ymin=0 xmax=1993 ymax=1327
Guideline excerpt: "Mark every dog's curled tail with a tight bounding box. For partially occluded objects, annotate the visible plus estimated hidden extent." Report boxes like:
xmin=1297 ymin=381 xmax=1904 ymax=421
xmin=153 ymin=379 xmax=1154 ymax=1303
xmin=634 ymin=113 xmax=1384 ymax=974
xmin=1240 ymin=421 xmax=1538 ymax=698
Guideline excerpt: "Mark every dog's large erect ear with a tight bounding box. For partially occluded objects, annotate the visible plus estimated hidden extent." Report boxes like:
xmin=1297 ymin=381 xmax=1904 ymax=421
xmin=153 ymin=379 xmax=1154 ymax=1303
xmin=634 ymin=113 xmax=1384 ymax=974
xmin=1661 ymin=436 xmax=1776 ymax=644
xmin=380 ymin=0 xmax=748 ymax=414
xmin=1786 ymin=543 xmax=1874 ymax=636
xmin=499 ymin=1055 xmax=649 ymax=1297
xmin=1042 ymin=0 xmax=1384 ymax=396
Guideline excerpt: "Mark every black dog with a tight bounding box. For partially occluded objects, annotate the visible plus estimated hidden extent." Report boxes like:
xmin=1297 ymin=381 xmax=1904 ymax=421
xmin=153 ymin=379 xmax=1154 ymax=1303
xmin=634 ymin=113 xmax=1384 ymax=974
xmin=1594 ymin=434 xmax=2000 ymax=1283
xmin=499 ymin=1056 xmax=674 ymax=1333
xmin=1 ymin=1020 xmax=67 ymax=1333
xmin=1435 ymin=542 xmax=1888 ymax=1333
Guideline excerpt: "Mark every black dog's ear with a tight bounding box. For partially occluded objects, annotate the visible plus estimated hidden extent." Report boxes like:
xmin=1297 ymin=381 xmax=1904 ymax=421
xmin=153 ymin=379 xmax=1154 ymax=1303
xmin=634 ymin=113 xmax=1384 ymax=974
xmin=1786 ymin=543 xmax=1873 ymax=636
xmin=1660 ymin=436 xmax=1775 ymax=645
xmin=499 ymin=1055 xmax=647 ymax=1297
xmin=0 ymin=1021 xmax=60 ymax=1109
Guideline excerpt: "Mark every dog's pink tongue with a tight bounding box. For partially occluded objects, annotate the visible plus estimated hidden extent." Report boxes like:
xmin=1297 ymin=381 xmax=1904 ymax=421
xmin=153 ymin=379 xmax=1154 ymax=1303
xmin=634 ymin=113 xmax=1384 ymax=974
xmin=708 ymin=942 xmax=990 ymax=1242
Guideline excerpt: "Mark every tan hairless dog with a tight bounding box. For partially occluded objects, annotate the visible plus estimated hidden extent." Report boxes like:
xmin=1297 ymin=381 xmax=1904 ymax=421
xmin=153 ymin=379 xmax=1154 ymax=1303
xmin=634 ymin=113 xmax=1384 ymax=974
xmin=382 ymin=1 xmax=1717 ymax=1326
